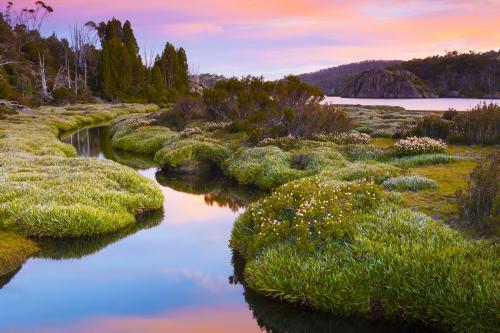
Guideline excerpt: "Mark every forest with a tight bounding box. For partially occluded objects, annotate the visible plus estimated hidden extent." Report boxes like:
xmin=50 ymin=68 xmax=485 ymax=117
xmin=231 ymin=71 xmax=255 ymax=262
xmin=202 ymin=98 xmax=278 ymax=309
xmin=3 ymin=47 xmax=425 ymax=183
xmin=0 ymin=1 xmax=190 ymax=107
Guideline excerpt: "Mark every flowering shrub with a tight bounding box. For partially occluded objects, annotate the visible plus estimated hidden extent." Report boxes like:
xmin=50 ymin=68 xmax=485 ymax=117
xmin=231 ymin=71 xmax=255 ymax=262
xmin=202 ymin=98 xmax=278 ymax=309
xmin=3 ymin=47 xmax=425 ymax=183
xmin=231 ymin=178 xmax=383 ymax=258
xmin=383 ymin=176 xmax=437 ymax=191
xmin=204 ymin=121 xmax=232 ymax=131
xmin=393 ymin=121 xmax=418 ymax=139
xmin=180 ymin=127 xmax=203 ymax=138
xmin=312 ymin=131 xmax=371 ymax=144
xmin=393 ymin=136 xmax=447 ymax=156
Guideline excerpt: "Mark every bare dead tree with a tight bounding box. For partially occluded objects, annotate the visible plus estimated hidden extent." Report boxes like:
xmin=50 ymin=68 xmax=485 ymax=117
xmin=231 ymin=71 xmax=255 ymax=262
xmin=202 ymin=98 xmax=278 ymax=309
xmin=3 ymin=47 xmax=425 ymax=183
xmin=70 ymin=22 xmax=99 ymax=93
xmin=5 ymin=1 xmax=54 ymax=57
xmin=143 ymin=45 xmax=155 ymax=70
xmin=38 ymin=52 xmax=50 ymax=100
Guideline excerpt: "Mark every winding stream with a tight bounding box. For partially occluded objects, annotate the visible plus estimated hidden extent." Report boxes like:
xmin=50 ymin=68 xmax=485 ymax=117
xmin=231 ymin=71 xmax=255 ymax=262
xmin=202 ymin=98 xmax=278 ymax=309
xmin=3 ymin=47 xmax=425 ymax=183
xmin=0 ymin=126 xmax=437 ymax=333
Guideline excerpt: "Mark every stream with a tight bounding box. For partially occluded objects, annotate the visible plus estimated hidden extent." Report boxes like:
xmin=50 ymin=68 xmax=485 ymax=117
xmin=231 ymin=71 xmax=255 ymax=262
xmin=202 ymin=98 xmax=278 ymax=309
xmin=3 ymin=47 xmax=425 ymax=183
xmin=0 ymin=126 xmax=437 ymax=333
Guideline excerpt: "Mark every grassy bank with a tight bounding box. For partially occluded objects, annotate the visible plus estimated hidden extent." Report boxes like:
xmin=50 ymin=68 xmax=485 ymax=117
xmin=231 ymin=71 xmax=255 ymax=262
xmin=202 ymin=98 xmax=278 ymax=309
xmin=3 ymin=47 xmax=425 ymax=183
xmin=0 ymin=104 xmax=162 ymax=276
xmin=231 ymin=178 xmax=499 ymax=332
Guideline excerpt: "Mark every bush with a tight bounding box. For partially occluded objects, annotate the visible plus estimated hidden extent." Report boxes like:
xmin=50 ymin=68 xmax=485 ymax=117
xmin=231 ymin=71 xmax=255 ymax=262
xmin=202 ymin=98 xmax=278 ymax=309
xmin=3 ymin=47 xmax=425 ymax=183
xmin=393 ymin=121 xmax=418 ymax=139
xmin=258 ymin=135 xmax=299 ymax=150
xmin=415 ymin=115 xmax=453 ymax=139
xmin=51 ymin=87 xmax=77 ymax=105
xmin=231 ymin=178 xmax=499 ymax=332
xmin=452 ymin=103 xmax=500 ymax=144
xmin=442 ymin=108 xmax=459 ymax=121
xmin=288 ymin=104 xmax=353 ymax=137
xmin=458 ymin=151 xmax=499 ymax=223
xmin=312 ymin=131 xmax=371 ymax=144
xmin=393 ymin=137 xmax=447 ymax=156
xmin=370 ymin=129 xmax=392 ymax=138
xmin=383 ymin=176 xmax=437 ymax=191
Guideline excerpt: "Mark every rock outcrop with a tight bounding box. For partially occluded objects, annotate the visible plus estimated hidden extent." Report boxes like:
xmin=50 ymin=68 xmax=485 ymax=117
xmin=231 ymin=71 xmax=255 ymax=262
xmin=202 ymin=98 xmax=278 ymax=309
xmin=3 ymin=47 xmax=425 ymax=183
xmin=340 ymin=69 xmax=437 ymax=98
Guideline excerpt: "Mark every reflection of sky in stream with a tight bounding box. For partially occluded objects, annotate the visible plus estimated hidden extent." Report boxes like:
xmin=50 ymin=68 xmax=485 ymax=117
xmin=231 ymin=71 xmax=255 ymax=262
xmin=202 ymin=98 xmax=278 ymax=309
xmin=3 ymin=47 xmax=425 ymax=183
xmin=0 ymin=148 xmax=262 ymax=331
xmin=0 ymin=180 xmax=259 ymax=332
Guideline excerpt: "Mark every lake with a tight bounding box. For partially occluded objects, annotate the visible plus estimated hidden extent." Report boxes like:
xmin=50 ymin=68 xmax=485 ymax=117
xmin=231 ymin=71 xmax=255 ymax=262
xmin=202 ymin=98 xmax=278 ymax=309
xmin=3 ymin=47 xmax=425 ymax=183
xmin=0 ymin=126 xmax=438 ymax=333
xmin=324 ymin=97 xmax=500 ymax=111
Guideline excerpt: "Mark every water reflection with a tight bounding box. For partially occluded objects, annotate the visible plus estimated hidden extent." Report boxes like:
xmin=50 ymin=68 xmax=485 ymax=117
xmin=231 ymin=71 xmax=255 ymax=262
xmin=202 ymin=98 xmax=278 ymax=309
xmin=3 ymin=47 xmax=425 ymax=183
xmin=156 ymin=170 xmax=263 ymax=212
xmin=35 ymin=210 xmax=164 ymax=260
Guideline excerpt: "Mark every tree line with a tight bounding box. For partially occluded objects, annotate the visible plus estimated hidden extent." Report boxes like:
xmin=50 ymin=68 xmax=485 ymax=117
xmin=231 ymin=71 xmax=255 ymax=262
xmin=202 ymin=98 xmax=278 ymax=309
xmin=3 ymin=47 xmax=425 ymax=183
xmin=0 ymin=1 xmax=190 ymax=106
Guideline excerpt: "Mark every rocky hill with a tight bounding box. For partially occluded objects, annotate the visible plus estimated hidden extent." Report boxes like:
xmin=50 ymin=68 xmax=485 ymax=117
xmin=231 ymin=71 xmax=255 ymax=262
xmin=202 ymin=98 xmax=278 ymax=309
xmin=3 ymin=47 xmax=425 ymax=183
xmin=299 ymin=60 xmax=402 ymax=95
xmin=394 ymin=50 xmax=500 ymax=98
xmin=340 ymin=69 xmax=437 ymax=98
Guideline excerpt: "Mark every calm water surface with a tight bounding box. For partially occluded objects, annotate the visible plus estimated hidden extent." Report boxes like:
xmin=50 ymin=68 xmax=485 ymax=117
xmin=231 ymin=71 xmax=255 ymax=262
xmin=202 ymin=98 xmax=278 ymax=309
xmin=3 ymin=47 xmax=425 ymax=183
xmin=324 ymin=96 xmax=500 ymax=111
xmin=0 ymin=127 xmax=438 ymax=333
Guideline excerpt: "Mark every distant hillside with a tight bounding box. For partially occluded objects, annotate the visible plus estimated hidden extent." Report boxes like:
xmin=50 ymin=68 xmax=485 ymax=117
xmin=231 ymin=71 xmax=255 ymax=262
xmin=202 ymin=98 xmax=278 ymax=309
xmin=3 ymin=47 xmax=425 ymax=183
xmin=340 ymin=69 xmax=437 ymax=98
xmin=300 ymin=51 xmax=500 ymax=98
xmin=299 ymin=60 xmax=402 ymax=95
xmin=394 ymin=50 xmax=500 ymax=98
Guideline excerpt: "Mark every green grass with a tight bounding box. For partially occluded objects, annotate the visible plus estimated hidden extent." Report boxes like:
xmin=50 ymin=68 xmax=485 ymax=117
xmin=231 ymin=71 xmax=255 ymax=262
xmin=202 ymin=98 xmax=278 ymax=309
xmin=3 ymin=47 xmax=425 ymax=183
xmin=0 ymin=231 xmax=39 ymax=276
xmin=154 ymin=137 xmax=230 ymax=168
xmin=0 ymin=103 xmax=163 ymax=240
xmin=113 ymin=125 xmax=178 ymax=154
xmin=383 ymin=175 xmax=437 ymax=191
xmin=231 ymin=178 xmax=499 ymax=332
xmin=390 ymin=153 xmax=462 ymax=168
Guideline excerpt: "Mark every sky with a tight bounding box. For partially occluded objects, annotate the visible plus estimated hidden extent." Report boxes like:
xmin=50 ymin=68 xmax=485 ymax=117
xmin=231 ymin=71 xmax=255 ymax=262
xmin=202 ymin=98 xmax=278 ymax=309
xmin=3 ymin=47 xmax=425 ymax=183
xmin=6 ymin=0 xmax=500 ymax=79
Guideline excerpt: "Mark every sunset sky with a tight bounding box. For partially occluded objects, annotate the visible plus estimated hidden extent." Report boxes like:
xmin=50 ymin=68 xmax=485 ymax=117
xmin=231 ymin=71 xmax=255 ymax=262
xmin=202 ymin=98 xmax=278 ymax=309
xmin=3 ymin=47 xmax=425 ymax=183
xmin=8 ymin=0 xmax=500 ymax=79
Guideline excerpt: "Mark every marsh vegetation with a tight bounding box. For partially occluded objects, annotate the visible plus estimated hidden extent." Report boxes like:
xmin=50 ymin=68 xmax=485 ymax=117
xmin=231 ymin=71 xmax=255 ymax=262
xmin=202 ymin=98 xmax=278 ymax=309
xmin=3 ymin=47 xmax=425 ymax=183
xmin=0 ymin=81 xmax=498 ymax=331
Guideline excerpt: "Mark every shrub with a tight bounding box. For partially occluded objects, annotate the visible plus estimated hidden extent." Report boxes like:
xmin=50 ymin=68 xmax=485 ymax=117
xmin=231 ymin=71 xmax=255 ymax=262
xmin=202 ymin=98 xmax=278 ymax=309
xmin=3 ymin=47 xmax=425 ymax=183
xmin=393 ymin=121 xmax=418 ymax=139
xmin=393 ymin=137 xmax=447 ymax=156
xmin=288 ymin=104 xmax=353 ymax=137
xmin=442 ymin=108 xmax=459 ymax=121
xmin=204 ymin=121 xmax=232 ymax=131
xmin=312 ymin=131 xmax=371 ymax=144
xmin=180 ymin=127 xmax=203 ymax=138
xmin=383 ymin=176 xmax=437 ymax=191
xmin=258 ymin=135 xmax=299 ymax=150
xmin=231 ymin=178 xmax=499 ymax=332
xmin=452 ymin=103 xmax=500 ymax=144
xmin=391 ymin=153 xmax=461 ymax=168
xmin=414 ymin=115 xmax=453 ymax=139
xmin=370 ymin=129 xmax=392 ymax=138
xmin=458 ymin=151 xmax=499 ymax=223
xmin=51 ymin=87 xmax=77 ymax=105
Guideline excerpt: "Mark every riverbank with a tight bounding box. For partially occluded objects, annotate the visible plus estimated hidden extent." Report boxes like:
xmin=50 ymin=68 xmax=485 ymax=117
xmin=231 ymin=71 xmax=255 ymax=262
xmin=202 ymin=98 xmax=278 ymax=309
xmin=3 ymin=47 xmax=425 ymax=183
xmin=104 ymin=104 xmax=499 ymax=331
xmin=0 ymin=104 xmax=163 ymax=276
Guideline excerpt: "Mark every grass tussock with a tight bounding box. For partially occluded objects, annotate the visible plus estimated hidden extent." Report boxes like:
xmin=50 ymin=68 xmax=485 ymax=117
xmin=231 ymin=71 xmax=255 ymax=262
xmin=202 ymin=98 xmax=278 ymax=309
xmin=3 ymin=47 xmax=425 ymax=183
xmin=154 ymin=138 xmax=230 ymax=168
xmin=390 ymin=153 xmax=462 ymax=168
xmin=383 ymin=175 xmax=437 ymax=191
xmin=231 ymin=178 xmax=499 ymax=332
